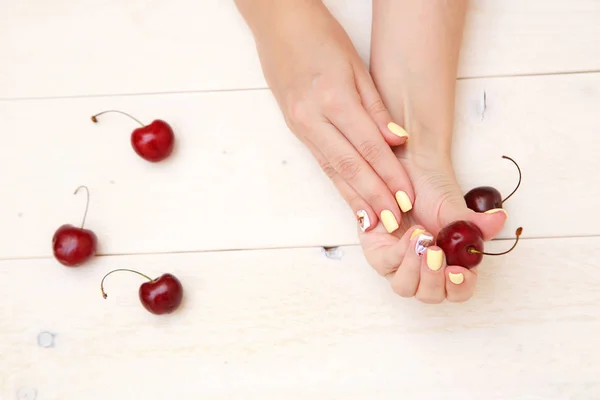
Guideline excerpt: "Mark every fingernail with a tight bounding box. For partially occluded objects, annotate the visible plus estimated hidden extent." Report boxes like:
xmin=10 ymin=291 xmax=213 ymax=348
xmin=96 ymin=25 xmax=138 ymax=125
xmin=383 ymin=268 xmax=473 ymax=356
xmin=484 ymin=208 xmax=508 ymax=218
xmin=449 ymin=272 xmax=464 ymax=285
xmin=426 ymin=249 xmax=443 ymax=271
xmin=395 ymin=190 xmax=413 ymax=212
xmin=410 ymin=228 xmax=425 ymax=240
xmin=380 ymin=210 xmax=399 ymax=233
xmin=387 ymin=122 xmax=409 ymax=138
xmin=415 ymin=233 xmax=434 ymax=256
xmin=356 ymin=210 xmax=371 ymax=232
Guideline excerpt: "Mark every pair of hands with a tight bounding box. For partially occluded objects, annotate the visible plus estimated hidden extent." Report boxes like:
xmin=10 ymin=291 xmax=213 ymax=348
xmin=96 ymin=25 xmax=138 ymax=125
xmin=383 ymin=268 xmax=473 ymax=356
xmin=251 ymin=2 xmax=507 ymax=302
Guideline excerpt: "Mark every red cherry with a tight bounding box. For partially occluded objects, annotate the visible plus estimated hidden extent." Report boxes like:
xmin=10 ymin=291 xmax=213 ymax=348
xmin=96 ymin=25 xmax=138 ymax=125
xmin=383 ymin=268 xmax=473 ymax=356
xmin=52 ymin=186 xmax=97 ymax=267
xmin=464 ymin=155 xmax=521 ymax=212
xmin=436 ymin=220 xmax=523 ymax=269
xmin=101 ymin=269 xmax=184 ymax=315
xmin=91 ymin=110 xmax=175 ymax=162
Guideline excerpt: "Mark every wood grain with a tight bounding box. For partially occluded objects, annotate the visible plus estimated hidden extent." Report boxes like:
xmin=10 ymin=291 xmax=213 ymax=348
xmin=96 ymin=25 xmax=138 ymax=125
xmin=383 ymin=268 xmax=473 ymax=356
xmin=1 ymin=0 xmax=599 ymax=99
xmin=1 ymin=237 xmax=599 ymax=399
xmin=1 ymin=72 xmax=599 ymax=259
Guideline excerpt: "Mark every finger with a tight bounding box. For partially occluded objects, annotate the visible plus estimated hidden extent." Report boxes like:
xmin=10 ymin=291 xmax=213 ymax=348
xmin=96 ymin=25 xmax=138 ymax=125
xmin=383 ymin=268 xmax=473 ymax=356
xmin=303 ymin=138 xmax=378 ymax=232
xmin=323 ymin=96 xmax=415 ymax=216
xmin=438 ymin=194 xmax=507 ymax=241
xmin=353 ymin=64 xmax=409 ymax=147
xmin=445 ymin=265 xmax=478 ymax=303
xmin=414 ymin=246 xmax=447 ymax=304
xmin=391 ymin=226 xmax=434 ymax=298
xmin=307 ymin=121 xmax=403 ymax=233
xmin=365 ymin=225 xmax=422 ymax=278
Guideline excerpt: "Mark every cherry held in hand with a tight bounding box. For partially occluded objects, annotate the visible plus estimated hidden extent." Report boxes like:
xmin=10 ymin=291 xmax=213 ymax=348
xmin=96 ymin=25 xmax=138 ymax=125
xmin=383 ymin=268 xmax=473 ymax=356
xmin=436 ymin=220 xmax=522 ymax=269
xmin=91 ymin=110 xmax=175 ymax=162
xmin=52 ymin=186 xmax=98 ymax=267
xmin=100 ymin=269 xmax=184 ymax=315
xmin=464 ymin=155 xmax=522 ymax=212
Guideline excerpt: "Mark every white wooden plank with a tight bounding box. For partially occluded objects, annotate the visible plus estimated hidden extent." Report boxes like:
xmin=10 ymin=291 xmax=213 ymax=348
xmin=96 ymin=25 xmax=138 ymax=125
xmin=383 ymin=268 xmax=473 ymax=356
xmin=1 ymin=0 xmax=600 ymax=99
xmin=1 ymin=72 xmax=599 ymax=259
xmin=1 ymin=237 xmax=600 ymax=399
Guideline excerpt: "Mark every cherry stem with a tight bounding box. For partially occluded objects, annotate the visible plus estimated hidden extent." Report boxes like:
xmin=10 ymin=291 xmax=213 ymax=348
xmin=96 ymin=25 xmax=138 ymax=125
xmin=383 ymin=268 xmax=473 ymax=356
xmin=468 ymin=227 xmax=523 ymax=257
xmin=100 ymin=268 xmax=154 ymax=299
xmin=500 ymin=155 xmax=521 ymax=205
xmin=73 ymin=185 xmax=90 ymax=229
xmin=91 ymin=110 xmax=145 ymax=127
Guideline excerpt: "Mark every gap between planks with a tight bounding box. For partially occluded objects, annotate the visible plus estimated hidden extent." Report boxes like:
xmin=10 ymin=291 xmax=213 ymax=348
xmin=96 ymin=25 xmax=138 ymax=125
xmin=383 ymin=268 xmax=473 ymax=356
xmin=0 ymin=234 xmax=596 ymax=263
xmin=2 ymin=69 xmax=600 ymax=103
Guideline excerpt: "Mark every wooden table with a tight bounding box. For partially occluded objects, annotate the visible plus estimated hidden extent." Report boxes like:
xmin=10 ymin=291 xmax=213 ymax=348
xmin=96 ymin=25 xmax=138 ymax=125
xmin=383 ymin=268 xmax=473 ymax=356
xmin=1 ymin=1 xmax=599 ymax=398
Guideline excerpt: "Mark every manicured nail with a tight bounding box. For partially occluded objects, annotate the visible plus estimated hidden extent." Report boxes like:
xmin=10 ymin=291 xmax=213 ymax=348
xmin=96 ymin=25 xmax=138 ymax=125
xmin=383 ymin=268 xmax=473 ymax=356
xmin=395 ymin=190 xmax=413 ymax=212
xmin=484 ymin=208 xmax=508 ymax=218
xmin=415 ymin=233 xmax=434 ymax=256
xmin=356 ymin=210 xmax=371 ymax=232
xmin=380 ymin=210 xmax=399 ymax=233
xmin=410 ymin=228 xmax=425 ymax=240
xmin=387 ymin=122 xmax=409 ymax=138
xmin=426 ymin=249 xmax=443 ymax=271
xmin=449 ymin=272 xmax=464 ymax=285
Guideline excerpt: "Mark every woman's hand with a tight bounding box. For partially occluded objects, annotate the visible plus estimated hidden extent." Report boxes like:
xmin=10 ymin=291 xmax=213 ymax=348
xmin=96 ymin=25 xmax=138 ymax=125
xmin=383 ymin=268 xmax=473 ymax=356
xmin=234 ymin=0 xmax=415 ymax=233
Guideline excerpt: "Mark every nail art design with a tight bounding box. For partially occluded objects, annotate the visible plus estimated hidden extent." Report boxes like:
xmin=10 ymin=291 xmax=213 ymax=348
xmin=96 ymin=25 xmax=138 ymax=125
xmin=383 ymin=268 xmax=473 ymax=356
xmin=415 ymin=233 xmax=434 ymax=256
xmin=356 ymin=210 xmax=371 ymax=232
xmin=410 ymin=228 xmax=426 ymax=240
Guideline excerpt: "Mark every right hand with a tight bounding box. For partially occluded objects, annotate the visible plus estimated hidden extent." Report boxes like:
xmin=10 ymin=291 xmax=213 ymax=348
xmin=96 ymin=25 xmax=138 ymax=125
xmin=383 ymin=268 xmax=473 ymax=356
xmin=250 ymin=1 xmax=415 ymax=233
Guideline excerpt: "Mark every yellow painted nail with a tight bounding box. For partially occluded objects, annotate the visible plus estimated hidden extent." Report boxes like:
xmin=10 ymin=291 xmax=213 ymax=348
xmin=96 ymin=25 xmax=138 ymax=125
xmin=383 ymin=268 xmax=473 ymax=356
xmin=410 ymin=228 xmax=425 ymax=240
xmin=380 ymin=210 xmax=399 ymax=233
xmin=395 ymin=190 xmax=413 ymax=212
xmin=484 ymin=208 xmax=508 ymax=218
xmin=387 ymin=122 xmax=409 ymax=138
xmin=449 ymin=272 xmax=464 ymax=285
xmin=426 ymin=249 xmax=443 ymax=271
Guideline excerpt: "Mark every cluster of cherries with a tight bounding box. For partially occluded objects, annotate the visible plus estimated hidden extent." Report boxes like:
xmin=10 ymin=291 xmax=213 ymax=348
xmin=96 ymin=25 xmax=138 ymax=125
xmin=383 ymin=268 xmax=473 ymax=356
xmin=436 ymin=155 xmax=524 ymax=268
xmin=51 ymin=110 xmax=183 ymax=315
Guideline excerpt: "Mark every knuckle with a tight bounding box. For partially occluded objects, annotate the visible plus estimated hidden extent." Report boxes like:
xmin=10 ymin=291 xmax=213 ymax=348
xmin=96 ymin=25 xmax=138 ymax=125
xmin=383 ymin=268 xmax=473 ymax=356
xmin=365 ymin=98 xmax=388 ymax=118
xmin=357 ymin=140 xmax=382 ymax=163
xmin=319 ymin=87 xmax=348 ymax=113
xmin=335 ymin=156 xmax=361 ymax=181
xmin=287 ymin=98 xmax=312 ymax=128
xmin=365 ymin=192 xmax=386 ymax=209
xmin=318 ymin=159 xmax=337 ymax=180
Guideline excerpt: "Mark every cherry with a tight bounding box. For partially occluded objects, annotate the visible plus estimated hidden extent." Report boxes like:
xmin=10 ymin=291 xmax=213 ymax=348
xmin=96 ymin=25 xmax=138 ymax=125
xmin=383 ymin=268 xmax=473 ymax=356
xmin=52 ymin=186 xmax=98 ymax=267
xmin=100 ymin=269 xmax=184 ymax=315
xmin=436 ymin=220 xmax=523 ymax=269
xmin=91 ymin=110 xmax=175 ymax=162
xmin=464 ymin=155 xmax=522 ymax=212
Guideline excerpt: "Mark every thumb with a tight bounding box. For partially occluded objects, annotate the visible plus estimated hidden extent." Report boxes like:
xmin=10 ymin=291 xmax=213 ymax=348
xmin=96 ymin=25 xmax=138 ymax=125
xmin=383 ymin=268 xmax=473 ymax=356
xmin=438 ymin=195 xmax=508 ymax=241
xmin=354 ymin=66 xmax=409 ymax=147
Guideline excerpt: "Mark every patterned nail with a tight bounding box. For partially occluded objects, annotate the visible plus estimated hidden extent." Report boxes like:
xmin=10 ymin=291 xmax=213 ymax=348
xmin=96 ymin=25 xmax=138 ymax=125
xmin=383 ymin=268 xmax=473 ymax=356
xmin=415 ymin=233 xmax=434 ymax=256
xmin=356 ymin=210 xmax=371 ymax=232
xmin=410 ymin=228 xmax=426 ymax=240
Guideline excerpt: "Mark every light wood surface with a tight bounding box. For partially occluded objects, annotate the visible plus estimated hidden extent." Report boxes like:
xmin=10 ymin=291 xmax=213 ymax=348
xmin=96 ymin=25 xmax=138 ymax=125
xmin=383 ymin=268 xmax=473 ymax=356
xmin=1 ymin=0 xmax=600 ymax=98
xmin=2 ymin=0 xmax=600 ymax=398
xmin=2 ymin=238 xmax=599 ymax=399
xmin=1 ymin=73 xmax=599 ymax=259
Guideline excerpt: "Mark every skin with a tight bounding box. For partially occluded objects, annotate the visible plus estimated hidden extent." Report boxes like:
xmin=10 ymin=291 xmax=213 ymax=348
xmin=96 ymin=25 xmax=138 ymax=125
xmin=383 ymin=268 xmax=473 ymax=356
xmin=234 ymin=0 xmax=508 ymax=303
xmin=233 ymin=0 xmax=414 ymax=232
